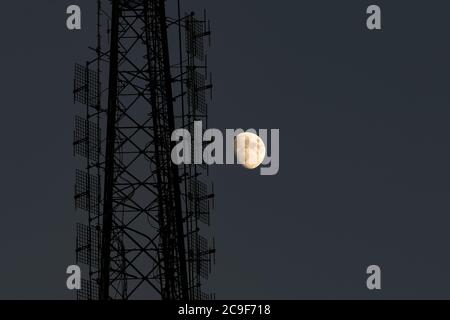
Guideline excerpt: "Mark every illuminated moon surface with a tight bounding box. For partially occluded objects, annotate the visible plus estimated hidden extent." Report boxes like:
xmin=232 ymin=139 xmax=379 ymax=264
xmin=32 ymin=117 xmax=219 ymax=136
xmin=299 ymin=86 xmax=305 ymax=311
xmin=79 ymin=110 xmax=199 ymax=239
xmin=235 ymin=132 xmax=266 ymax=169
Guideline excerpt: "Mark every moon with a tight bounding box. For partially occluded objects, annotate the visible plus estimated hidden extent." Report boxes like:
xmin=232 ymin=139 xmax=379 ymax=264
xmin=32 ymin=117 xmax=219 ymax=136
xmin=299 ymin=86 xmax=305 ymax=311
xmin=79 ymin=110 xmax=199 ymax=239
xmin=235 ymin=132 xmax=266 ymax=169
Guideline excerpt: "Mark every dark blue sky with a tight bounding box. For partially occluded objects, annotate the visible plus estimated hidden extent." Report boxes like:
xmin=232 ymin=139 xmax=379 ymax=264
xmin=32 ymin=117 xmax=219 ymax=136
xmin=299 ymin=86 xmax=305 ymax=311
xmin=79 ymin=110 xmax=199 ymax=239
xmin=1 ymin=0 xmax=450 ymax=299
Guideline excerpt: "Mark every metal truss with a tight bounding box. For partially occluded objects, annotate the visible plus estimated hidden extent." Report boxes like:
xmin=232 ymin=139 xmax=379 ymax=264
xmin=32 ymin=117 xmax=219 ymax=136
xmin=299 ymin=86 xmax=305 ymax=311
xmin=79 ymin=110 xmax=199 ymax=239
xmin=73 ymin=0 xmax=215 ymax=300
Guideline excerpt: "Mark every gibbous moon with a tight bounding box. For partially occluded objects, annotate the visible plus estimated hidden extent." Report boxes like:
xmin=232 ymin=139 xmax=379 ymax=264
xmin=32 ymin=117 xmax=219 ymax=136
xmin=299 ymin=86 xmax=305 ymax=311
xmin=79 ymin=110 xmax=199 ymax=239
xmin=235 ymin=132 xmax=266 ymax=169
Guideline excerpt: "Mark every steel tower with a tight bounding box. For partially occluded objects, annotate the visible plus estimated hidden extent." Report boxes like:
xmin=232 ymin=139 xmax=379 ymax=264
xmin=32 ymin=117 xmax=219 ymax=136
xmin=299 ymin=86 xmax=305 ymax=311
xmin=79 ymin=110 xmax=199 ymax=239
xmin=73 ymin=0 xmax=215 ymax=300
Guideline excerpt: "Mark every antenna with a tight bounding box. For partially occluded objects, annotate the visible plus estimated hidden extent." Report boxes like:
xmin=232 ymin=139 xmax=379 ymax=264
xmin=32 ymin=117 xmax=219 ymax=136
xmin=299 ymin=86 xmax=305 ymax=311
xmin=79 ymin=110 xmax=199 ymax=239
xmin=72 ymin=0 xmax=215 ymax=300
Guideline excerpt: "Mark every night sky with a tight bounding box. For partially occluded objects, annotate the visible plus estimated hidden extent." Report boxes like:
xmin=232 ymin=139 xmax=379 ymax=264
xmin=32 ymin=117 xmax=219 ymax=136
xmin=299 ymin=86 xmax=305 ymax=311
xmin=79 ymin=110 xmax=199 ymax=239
xmin=1 ymin=0 xmax=450 ymax=299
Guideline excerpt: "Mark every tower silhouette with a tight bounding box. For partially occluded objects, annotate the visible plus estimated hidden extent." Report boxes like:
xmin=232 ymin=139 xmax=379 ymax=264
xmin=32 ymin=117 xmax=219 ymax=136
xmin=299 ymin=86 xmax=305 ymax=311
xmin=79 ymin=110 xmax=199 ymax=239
xmin=73 ymin=0 xmax=215 ymax=300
